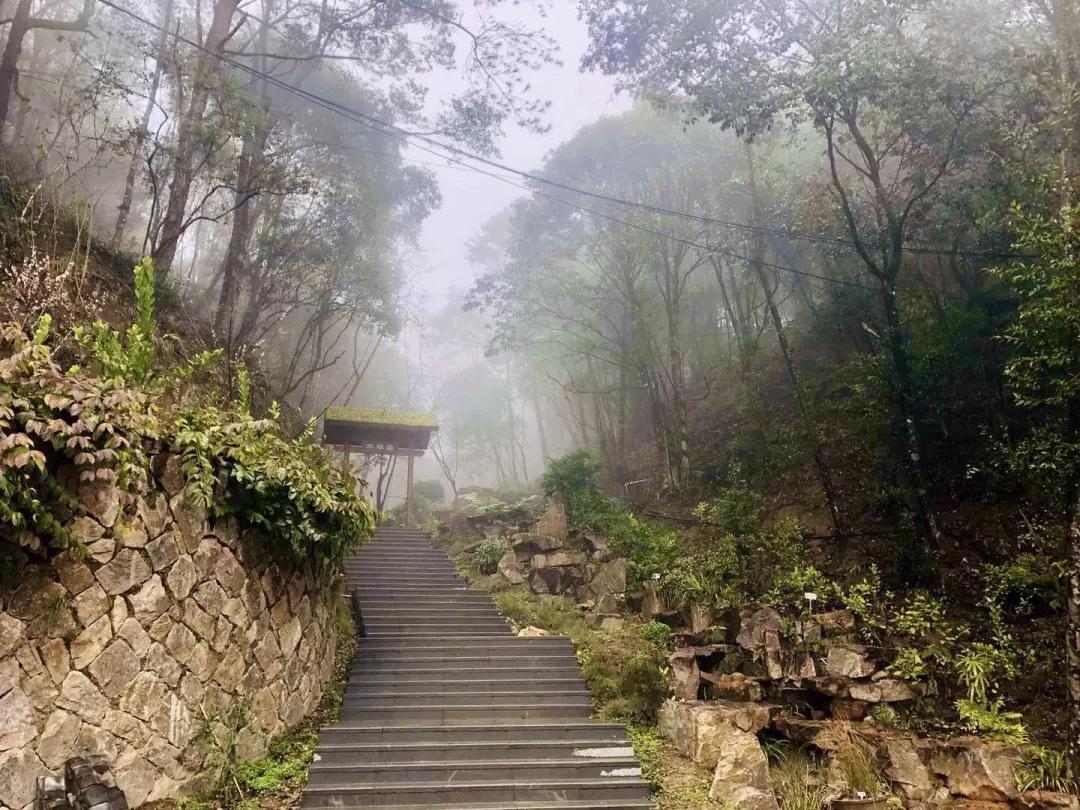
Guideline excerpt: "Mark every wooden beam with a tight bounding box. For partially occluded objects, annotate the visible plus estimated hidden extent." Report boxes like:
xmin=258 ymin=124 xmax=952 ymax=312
xmin=405 ymin=453 xmax=415 ymax=528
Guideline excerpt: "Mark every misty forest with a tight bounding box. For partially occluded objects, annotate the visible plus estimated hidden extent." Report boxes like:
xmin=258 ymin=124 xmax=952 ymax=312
xmin=5 ymin=1 xmax=1080 ymax=809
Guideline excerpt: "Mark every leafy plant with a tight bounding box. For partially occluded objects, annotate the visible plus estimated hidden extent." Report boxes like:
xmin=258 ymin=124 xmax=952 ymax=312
xmin=1016 ymin=746 xmax=1076 ymax=793
xmin=0 ymin=316 xmax=156 ymax=553
xmin=72 ymin=257 xmax=219 ymax=389
xmin=470 ymin=538 xmax=506 ymax=575
xmin=955 ymin=698 xmax=1028 ymax=745
xmin=639 ymin=620 xmax=672 ymax=649
xmin=172 ymin=403 xmax=375 ymax=573
xmin=625 ymin=724 xmax=664 ymax=793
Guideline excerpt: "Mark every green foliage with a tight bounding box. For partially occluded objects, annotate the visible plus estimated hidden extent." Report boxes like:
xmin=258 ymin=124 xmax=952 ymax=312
xmin=639 ymin=620 xmax=672 ymax=649
xmin=955 ymin=698 xmax=1028 ymax=745
xmin=413 ymin=479 xmax=445 ymax=503
xmin=72 ymin=257 xmax=220 ymax=390
xmin=625 ymin=725 xmax=664 ymax=792
xmin=172 ymin=404 xmax=375 ymax=573
xmin=607 ymin=515 xmax=682 ymax=586
xmin=658 ymin=484 xmax=811 ymax=615
xmin=0 ymin=259 xmax=373 ymax=573
xmin=0 ymin=317 xmax=156 ymax=553
xmin=541 ymin=449 xmax=618 ymax=532
xmin=491 ymin=588 xmax=668 ymax=722
xmin=470 ymin=538 xmax=506 ymax=575
xmin=1016 ymin=746 xmax=1076 ymax=793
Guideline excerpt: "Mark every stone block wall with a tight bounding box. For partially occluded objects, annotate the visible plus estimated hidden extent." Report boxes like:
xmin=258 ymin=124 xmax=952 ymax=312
xmin=0 ymin=459 xmax=341 ymax=810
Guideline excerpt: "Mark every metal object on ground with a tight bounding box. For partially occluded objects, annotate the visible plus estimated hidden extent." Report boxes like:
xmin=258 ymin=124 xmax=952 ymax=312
xmin=35 ymin=776 xmax=68 ymax=810
xmin=64 ymin=757 xmax=128 ymax=810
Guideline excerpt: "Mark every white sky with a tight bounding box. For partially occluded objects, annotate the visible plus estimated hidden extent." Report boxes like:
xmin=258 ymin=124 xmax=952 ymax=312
xmin=406 ymin=2 xmax=630 ymax=309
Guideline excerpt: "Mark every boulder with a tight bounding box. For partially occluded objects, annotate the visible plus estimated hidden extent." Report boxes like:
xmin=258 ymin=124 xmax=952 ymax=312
xmin=532 ymin=550 xmax=587 ymax=568
xmin=0 ymin=613 xmax=26 ymax=659
xmin=736 ymin=608 xmax=783 ymax=653
xmin=497 ymin=551 xmax=527 ymax=585
xmin=930 ymin=737 xmax=1020 ymax=802
xmin=814 ymin=609 xmax=856 ymax=636
xmin=832 ymin=698 xmax=870 ymax=721
xmin=0 ymin=747 xmax=50 ymax=810
xmin=766 ymin=648 xmax=816 ymax=681
xmin=582 ymin=558 xmax=628 ymax=599
xmin=849 ymin=678 xmax=915 ymax=703
xmin=530 ymin=567 xmax=574 ymax=595
xmin=687 ymin=602 xmax=713 ymax=634
xmin=1014 ymin=791 xmax=1080 ymax=810
xmin=641 ymin=581 xmax=673 ymax=620
xmin=883 ymin=736 xmax=939 ymax=801
xmin=658 ymin=699 xmax=773 ymax=768
xmin=707 ymin=728 xmax=780 ymax=810
xmin=78 ymin=479 xmax=121 ymax=527
xmin=824 ymin=644 xmax=877 ymax=678
xmin=95 ymin=547 xmax=152 ymax=595
xmin=701 ymin=672 xmax=764 ymax=703
xmin=0 ymin=687 xmax=37 ymax=751
xmin=533 ymin=497 xmax=568 ymax=542
xmin=668 ymin=650 xmax=701 ymax=700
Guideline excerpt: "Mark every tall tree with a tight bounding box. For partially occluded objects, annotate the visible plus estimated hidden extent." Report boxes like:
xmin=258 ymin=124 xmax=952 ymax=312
xmin=581 ymin=0 xmax=1016 ymax=551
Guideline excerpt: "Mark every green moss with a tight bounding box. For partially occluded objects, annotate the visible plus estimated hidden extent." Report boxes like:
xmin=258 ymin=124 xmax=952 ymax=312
xmin=324 ymin=405 xmax=439 ymax=429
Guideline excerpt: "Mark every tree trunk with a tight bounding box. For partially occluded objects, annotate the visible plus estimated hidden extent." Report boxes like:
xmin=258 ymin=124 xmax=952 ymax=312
xmin=113 ymin=0 xmax=174 ymax=249
xmin=744 ymin=147 xmax=845 ymax=538
xmin=880 ymin=276 xmax=942 ymax=551
xmin=151 ymin=0 xmax=239 ymax=276
xmin=0 ymin=0 xmax=32 ymax=137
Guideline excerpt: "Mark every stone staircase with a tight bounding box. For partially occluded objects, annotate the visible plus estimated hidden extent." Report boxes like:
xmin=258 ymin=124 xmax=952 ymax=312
xmin=301 ymin=525 xmax=654 ymax=810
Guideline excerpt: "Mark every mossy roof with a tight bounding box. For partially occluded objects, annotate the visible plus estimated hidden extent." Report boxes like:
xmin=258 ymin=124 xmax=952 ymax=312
xmin=324 ymin=406 xmax=439 ymax=430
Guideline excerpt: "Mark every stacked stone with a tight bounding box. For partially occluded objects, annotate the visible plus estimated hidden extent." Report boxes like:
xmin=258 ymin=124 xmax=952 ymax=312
xmin=0 ymin=456 xmax=340 ymax=810
xmin=493 ymin=499 xmax=630 ymax=611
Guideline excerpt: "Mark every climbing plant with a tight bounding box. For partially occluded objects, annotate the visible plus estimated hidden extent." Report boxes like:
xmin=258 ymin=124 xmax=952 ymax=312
xmin=0 ymin=258 xmax=375 ymax=572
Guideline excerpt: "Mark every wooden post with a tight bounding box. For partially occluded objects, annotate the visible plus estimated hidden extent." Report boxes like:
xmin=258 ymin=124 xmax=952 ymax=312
xmin=405 ymin=452 xmax=415 ymax=528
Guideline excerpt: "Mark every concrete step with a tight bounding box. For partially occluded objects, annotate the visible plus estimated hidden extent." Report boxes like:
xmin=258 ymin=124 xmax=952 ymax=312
xmin=361 ymin=620 xmax=510 ymax=631
xmin=349 ymin=654 xmax=578 ymax=670
xmin=312 ymin=739 xmax=636 ymax=765
xmin=299 ymin=778 xmax=651 ymax=808
xmin=354 ymin=640 xmax=572 ymax=655
xmin=350 ymin=590 xmax=488 ymax=601
xmin=360 ymin=607 xmax=506 ymax=619
xmin=352 ymin=651 xmax=577 ymax=665
xmin=307 ymin=759 xmax=642 ymax=787
xmin=315 ymin=723 xmax=630 ymax=746
xmin=336 ymin=704 xmax=595 ymax=725
xmin=341 ymin=691 xmax=591 ymax=708
xmin=347 ymin=665 xmax=583 ymax=678
xmin=345 ymin=678 xmax=588 ymax=693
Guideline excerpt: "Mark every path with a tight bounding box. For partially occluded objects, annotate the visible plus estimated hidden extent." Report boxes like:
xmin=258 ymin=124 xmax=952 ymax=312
xmin=300 ymin=525 xmax=654 ymax=809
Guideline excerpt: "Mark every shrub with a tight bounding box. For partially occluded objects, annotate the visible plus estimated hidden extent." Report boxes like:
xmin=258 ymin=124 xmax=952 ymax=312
xmin=639 ymin=620 xmax=672 ymax=649
xmin=470 ymin=538 xmax=506 ymax=575
xmin=172 ymin=403 xmax=375 ymax=573
xmin=541 ymin=449 xmax=618 ymax=532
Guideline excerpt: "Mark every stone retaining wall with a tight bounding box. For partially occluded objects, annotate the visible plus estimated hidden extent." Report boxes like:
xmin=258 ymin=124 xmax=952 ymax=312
xmin=0 ymin=459 xmax=341 ymax=810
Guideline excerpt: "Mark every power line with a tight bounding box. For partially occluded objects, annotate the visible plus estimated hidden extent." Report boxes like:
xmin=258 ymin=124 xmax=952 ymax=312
xmin=96 ymin=0 xmax=903 ymax=290
xmin=98 ymin=0 xmax=1022 ymax=262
